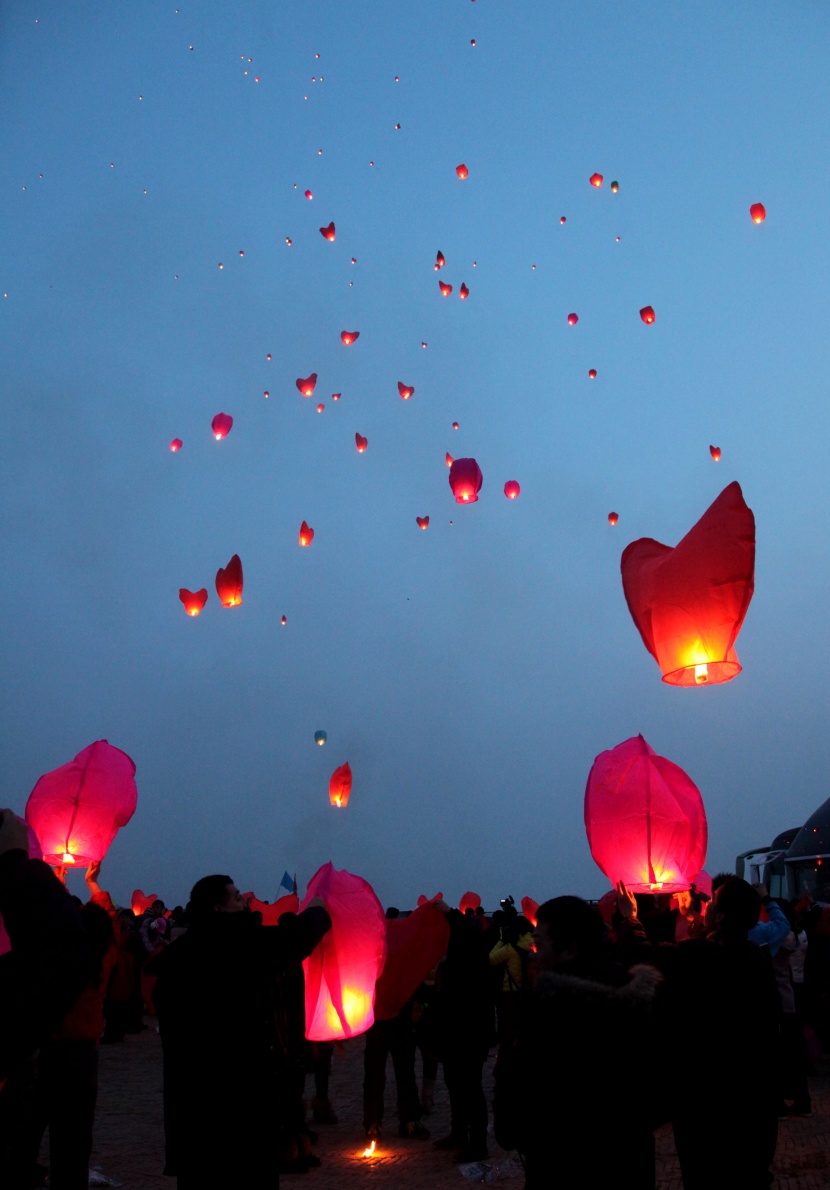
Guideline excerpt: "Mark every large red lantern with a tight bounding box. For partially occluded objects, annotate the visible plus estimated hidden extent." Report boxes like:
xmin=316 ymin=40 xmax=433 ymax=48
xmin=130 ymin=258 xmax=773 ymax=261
xmin=301 ymin=862 xmax=387 ymax=1041
xmin=459 ymin=891 xmax=481 ymax=914
xmin=374 ymin=903 xmax=450 ymax=1020
xmin=179 ymin=588 xmax=208 ymax=616
xmin=589 ymin=172 xmax=604 ymax=188
xmin=584 ymin=734 xmax=708 ymax=893
xmin=341 ymin=330 xmax=359 ymax=346
xmin=449 ymin=457 xmax=483 ymax=503
xmin=215 ymin=554 xmax=243 ymax=607
xmin=131 ymin=889 xmax=158 ymax=916
xmin=211 ymin=412 xmax=233 ymax=440
xmin=749 ymin=203 xmax=766 ymax=224
xmin=26 ymin=740 xmax=138 ymax=867
xmin=521 ymin=896 xmax=538 ymax=927
xmin=621 ymin=481 xmax=755 ymax=686
xmin=329 ymin=762 xmax=352 ymax=807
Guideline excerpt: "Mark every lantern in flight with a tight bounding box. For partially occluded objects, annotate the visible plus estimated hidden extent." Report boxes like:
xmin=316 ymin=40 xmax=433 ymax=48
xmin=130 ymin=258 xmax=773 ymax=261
xmin=459 ymin=891 xmax=481 ymax=914
xmin=170 ymin=438 xmax=182 ymax=452
xmin=281 ymin=615 xmax=287 ymax=625
xmin=749 ymin=203 xmax=766 ymax=224
xmin=301 ymin=862 xmax=387 ymax=1041
xmin=588 ymin=369 xmax=597 ymax=379
xmin=456 ymin=163 xmax=469 ymax=179
xmin=314 ymin=730 xmax=327 ymax=747
xmin=560 ymin=216 xmax=566 ymax=224
xmin=435 ymin=251 xmax=445 ymax=270
xmin=341 ymin=330 xmax=359 ymax=345
xmin=304 ymin=189 xmax=313 ymax=199
xmin=584 ymin=734 xmax=708 ymax=893
xmin=504 ymin=480 xmax=520 ymax=500
xmin=621 ymin=481 xmax=755 ymax=686
xmin=299 ymin=521 xmax=314 ymax=546
xmin=590 ymin=173 xmax=603 ymax=188
xmin=608 ymin=512 xmax=619 ymax=526
xmin=445 ymin=452 xmax=454 ymax=467
xmin=639 ymin=306 xmax=655 ymax=324
xmin=416 ymin=516 xmax=429 ymax=530
xmin=449 ymin=457 xmax=483 ymax=503
xmin=179 ymin=588 xmax=208 ymax=616
xmin=567 ymin=313 xmax=579 ymax=326
xmin=398 ymin=381 xmax=414 ymax=400
xmin=215 ymin=554 xmax=243 ymax=607
xmin=459 ymin=283 xmax=469 ymax=300
xmin=329 ymin=762 xmax=352 ymax=808
xmin=452 ymin=421 xmax=459 ymax=430
xmin=212 ymin=412 xmax=233 ymax=440
xmin=320 ymin=221 xmax=336 ymax=241
xmin=439 ymin=281 xmax=452 ymax=297
xmin=26 ymin=740 xmax=138 ymax=867
xmin=611 ymin=180 xmax=619 ymax=193
xmin=296 ymin=373 xmax=318 ymax=397
xmin=710 ymin=445 xmax=721 ymax=461
xmin=355 ymin=433 xmax=368 ymax=452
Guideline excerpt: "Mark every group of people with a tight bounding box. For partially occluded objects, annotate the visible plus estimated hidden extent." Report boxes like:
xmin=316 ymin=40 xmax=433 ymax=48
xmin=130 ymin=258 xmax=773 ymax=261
xmin=0 ymin=803 xmax=826 ymax=1190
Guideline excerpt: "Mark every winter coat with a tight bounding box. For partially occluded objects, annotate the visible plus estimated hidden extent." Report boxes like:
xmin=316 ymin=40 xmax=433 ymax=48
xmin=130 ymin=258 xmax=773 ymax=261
xmin=489 ymin=932 xmax=533 ymax=992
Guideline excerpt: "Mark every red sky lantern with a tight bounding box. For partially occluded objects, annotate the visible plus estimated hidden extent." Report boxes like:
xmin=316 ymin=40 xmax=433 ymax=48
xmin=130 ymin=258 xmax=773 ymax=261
xmin=26 ymin=740 xmax=138 ymax=866
xmin=608 ymin=512 xmax=619 ymax=526
xmin=589 ymin=172 xmax=604 ymax=187
xmin=299 ymin=520 xmax=314 ymax=546
xmin=504 ymin=480 xmax=520 ymax=500
xmin=456 ymin=163 xmax=468 ymax=179
xmin=435 ymin=251 xmax=445 ymax=270
xmin=439 ymin=280 xmax=452 ymax=297
xmin=749 ymin=202 xmax=766 ymax=224
xmin=296 ymin=373 xmax=318 ymax=397
xmin=246 ymin=891 xmax=299 ymax=925
xmin=459 ymin=283 xmax=469 ymax=300
xmin=301 ymin=862 xmax=387 ymax=1041
xmin=320 ymin=221 xmax=336 ymax=240
xmin=588 ymin=369 xmax=597 ymax=379
xmin=281 ymin=614 xmax=287 ymax=625
xmin=584 ymin=734 xmax=708 ymax=893
xmin=331 ymin=392 xmax=341 ymax=402
xmin=639 ymin=305 xmax=655 ymax=324
xmin=355 ymin=433 xmax=368 ymax=452
xmin=304 ymin=189 xmax=313 ymax=199
xmin=449 ymin=457 xmax=483 ymax=504
xmin=621 ymin=481 xmax=755 ymax=686
xmin=459 ymin=891 xmax=481 ymax=914
xmin=179 ymin=588 xmax=208 ymax=616
xmin=211 ymin=412 xmax=233 ymax=439
xmin=316 ymin=403 xmax=324 ymax=413
xmin=341 ymin=330 xmax=359 ymax=345
xmin=567 ymin=313 xmax=579 ymax=326
xmin=398 ymin=381 xmax=414 ymax=400
xmin=329 ymin=762 xmax=352 ymax=808
xmin=215 ymin=554 xmax=243 ymax=607
xmin=374 ymin=903 xmax=450 ymax=1021
xmin=560 ymin=216 xmax=566 ymax=224
xmin=416 ymin=516 xmax=429 ymax=530
xmin=170 ymin=438 xmax=182 ymax=452
xmin=452 ymin=421 xmax=459 ymax=430
xmin=709 ymin=445 xmax=721 ymax=461
xmin=417 ymin=892 xmax=443 ymax=906
xmin=521 ymin=896 xmax=539 ymax=927
xmin=131 ymin=889 xmax=158 ymax=916
xmin=445 ymin=452 xmax=454 ymax=467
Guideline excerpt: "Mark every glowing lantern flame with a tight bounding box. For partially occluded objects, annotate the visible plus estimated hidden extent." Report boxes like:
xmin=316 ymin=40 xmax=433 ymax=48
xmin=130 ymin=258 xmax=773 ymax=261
xmin=588 ymin=369 xmax=597 ymax=379
xmin=296 ymin=373 xmax=318 ymax=397
xmin=320 ymin=221 xmax=336 ymax=241
xmin=608 ymin=512 xmax=619 ymax=526
xmin=750 ymin=202 xmax=766 ymax=224
xmin=341 ymin=330 xmax=359 ymax=346
xmin=215 ymin=554 xmax=243 ymax=607
xmin=459 ymin=283 xmax=469 ymax=300
xmin=590 ymin=172 xmax=604 ymax=187
xmin=179 ymin=588 xmax=208 ymax=616
xmin=456 ymin=163 xmax=469 ymax=179
xmin=639 ymin=306 xmax=655 ymax=324
xmin=398 ymin=381 xmax=414 ymax=401
xmin=435 ymin=251 xmax=445 ymax=270
xmin=355 ymin=433 xmax=368 ymax=452
xmin=709 ymin=445 xmax=721 ymax=461
xmin=315 ymin=731 xmax=327 ymax=746
xmin=567 ymin=312 xmax=579 ymax=326
xmin=446 ymin=452 xmax=454 ymax=467
xmin=211 ymin=412 xmax=233 ymax=440
xmin=449 ymin=457 xmax=483 ymax=504
xmin=170 ymin=438 xmax=183 ymax=452
xmin=439 ymin=281 xmax=452 ymax=297
xmin=611 ymin=180 xmax=619 ymax=193
xmin=299 ymin=520 xmax=314 ymax=547
xmin=416 ymin=516 xmax=429 ymax=530
xmin=329 ymin=762 xmax=352 ymax=807
xmin=504 ymin=480 xmax=521 ymax=500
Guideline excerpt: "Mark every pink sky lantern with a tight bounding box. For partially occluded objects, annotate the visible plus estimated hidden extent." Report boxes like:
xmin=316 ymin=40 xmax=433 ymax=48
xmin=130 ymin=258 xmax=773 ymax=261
xmin=170 ymin=438 xmax=182 ymax=452
xmin=374 ymin=902 xmax=450 ymax=1020
xmin=449 ymin=457 xmax=483 ymax=503
xmin=329 ymin=762 xmax=352 ymax=807
xmin=301 ymin=862 xmax=387 ymax=1041
xmin=459 ymin=891 xmax=481 ymax=914
xmin=567 ymin=312 xmax=579 ymax=326
xmin=26 ymin=740 xmax=138 ymax=866
xmin=131 ymin=889 xmax=158 ymax=916
xmin=621 ymin=481 xmax=755 ymax=687
xmin=211 ymin=412 xmax=233 ymax=440
xmin=245 ymin=891 xmax=299 ymax=924
xmin=584 ymin=734 xmax=708 ymax=894
xmin=504 ymin=480 xmax=520 ymax=500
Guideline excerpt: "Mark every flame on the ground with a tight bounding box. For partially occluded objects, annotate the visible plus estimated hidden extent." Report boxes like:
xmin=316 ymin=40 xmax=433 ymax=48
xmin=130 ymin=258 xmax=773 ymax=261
xmin=361 ymin=1140 xmax=376 ymax=1158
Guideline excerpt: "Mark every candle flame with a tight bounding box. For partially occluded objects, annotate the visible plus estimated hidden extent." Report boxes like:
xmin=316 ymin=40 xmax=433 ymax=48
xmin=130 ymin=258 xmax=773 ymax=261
xmin=694 ymin=663 xmax=709 ymax=684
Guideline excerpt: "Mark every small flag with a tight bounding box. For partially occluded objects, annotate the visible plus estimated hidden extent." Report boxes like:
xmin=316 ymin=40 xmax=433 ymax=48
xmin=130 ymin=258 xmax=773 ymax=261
xmin=279 ymin=870 xmax=294 ymax=893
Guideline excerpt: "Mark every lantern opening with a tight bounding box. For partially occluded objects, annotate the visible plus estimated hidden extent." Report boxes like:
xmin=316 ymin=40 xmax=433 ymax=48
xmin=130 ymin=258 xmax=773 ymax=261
xmin=695 ymin=663 xmax=709 ymax=685
xmin=62 ymin=852 xmax=74 ymax=864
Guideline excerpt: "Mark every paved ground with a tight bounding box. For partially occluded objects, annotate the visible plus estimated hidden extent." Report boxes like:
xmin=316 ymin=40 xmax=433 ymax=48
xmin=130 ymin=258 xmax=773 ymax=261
xmin=61 ymin=1021 xmax=830 ymax=1188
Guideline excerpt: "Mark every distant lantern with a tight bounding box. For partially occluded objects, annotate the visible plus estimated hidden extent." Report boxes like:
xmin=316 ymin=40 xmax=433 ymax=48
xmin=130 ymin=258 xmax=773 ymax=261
xmin=639 ymin=306 xmax=655 ymax=324
xmin=320 ymin=221 xmax=336 ymax=241
xmin=296 ymin=373 xmax=318 ymax=397
xmin=588 ymin=369 xmax=597 ymax=379
xmin=452 ymin=421 xmax=459 ymax=430
xmin=590 ymin=173 xmax=603 ymax=188
xmin=456 ymin=163 xmax=468 ymax=179
xmin=416 ymin=516 xmax=429 ymax=529
xmin=329 ymin=762 xmax=352 ymax=808
xmin=710 ymin=445 xmax=721 ymax=461
xmin=459 ymin=891 xmax=481 ymax=914
xmin=459 ymin=283 xmax=469 ymax=300
xmin=281 ymin=615 xmax=287 ymax=625
xmin=179 ymin=588 xmax=208 ymax=616
xmin=608 ymin=512 xmax=619 ymax=526
xmin=263 ymin=391 xmax=269 ymax=399
xmin=449 ymin=457 xmax=483 ymax=504
xmin=170 ymin=438 xmax=183 ymax=452
xmin=316 ymin=403 xmax=324 ymax=413
xmin=621 ymin=481 xmax=755 ymax=686
xmin=355 ymin=433 xmax=368 ymax=452
xmin=749 ymin=202 xmax=766 ymax=224
xmin=445 ymin=452 xmax=454 ymax=467
xmin=314 ymin=730 xmax=327 ymax=746
xmin=567 ymin=312 xmax=579 ymax=326
xmin=331 ymin=392 xmax=341 ymax=402
xmin=521 ymin=897 xmax=539 ymax=927
xmin=584 ymin=734 xmax=708 ymax=893
xmin=301 ymin=862 xmax=386 ymax=1041
xmin=299 ymin=520 xmax=314 ymax=546
xmin=504 ymin=480 xmax=520 ymax=500
xmin=304 ymin=189 xmax=313 ymax=199
xmin=398 ymin=381 xmax=414 ymax=400
xmin=215 ymin=554 xmax=243 ymax=607
xmin=341 ymin=330 xmax=359 ymax=345
xmin=611 ymin=180 xmax=619 ymax=193
xmin=435 ymin=251 xmax=446 ymax=270
xmin=560 ymin=216 xmax=566 ymax=224
xmin=131 ymin=889 xmax=157 ymax=917
xmin=439 ymin=281 xmax=452 ymax=297
xmin=25 ymin=740 xmax=138 ymax=867
xmin=212 ymin=412 xmax=233 ymax=439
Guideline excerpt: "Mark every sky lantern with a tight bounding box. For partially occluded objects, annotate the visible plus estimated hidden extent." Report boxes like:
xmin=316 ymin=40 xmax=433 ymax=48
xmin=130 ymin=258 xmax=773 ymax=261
xmin=435 ymin=251 xmax=445 ymax=270
xmin=314 ymin=730 xmax=327 ymax=747
xmin=710 ymin=445 xmax=721 ymax=461
xmin=131 ymin=890 xmax=158 ymax=916
xmin=215 ymin=554 xmax=243 ymax=607
xmin=439 ymin=280 xmax=452 ymax=297
xmin=304 ymin=189 xmax=313 ymax=199
xmin=567 ymin=312 xmax=579 ymax=326
xmin=590 ymin=172 xmax=603 ymax=187
xmin=299 ymin=520 xmax=314 ymax=546
xmin=374 ymin=902 xmax=450 ymax=1021
xmin=281 ymin=615 xmax=287 ymax=625
xmin=445 ymin=452 xmax=454 ymax=467
xmin=459 ymin=283 xmax=469 ymax=300
xmin=25 ymin=740 xmax=138 ymax=867
xmin=750 ymin=202 xmax=766 ymax=224
xmin=341 ymin=330 xmax=359 ymax=345
xmin=316 ymin=403 xmax=325 ymax=413
xmin=560 ymin=216 xmax=566 ymax=224
xmin=179 ymin=588 xmax=208 ymax=616
xmin=621 ymin=481 xmax=755 ymax=686
xmin=296 ymin=373 xmax=318 ymax=397
xmin=211 ymin=412 xmax=233 ymax=439
xmin=398 ymin=381 xmax=414 ymax=400
xmin=452 ymin=421 xmax=459 ymax=430
xmin=584 ymin=734 xmax=708 ymax=893
xmin=320 ymin=221 xmax=336 ymax=240
xmin=504 ymin=480 xmax=520 ymax=500
xmin=456 ymin=163 xmax=469 ymax=179
xmin=301 ymin=862 xmax=386 ymax=1042
xmin=521 ymin=897 xmax=539 ymax=927
xmin=246 ymin=891 xmax=299 ymax=925
xmin=639 ymin=305 xmax=655 ymax=324
xmin=459 ymin=891 xmax=481 ymax=914
xmin=331 ymin=392 xmax=341 ymax=402
xmin=608 ymin=512 xmax=619 ymax=526
xmin=611 ymin=180 xmax=619 ymax=193
xmin=329 ymin=762 xmax=352 ymax=808
xmin=416 ymin=516 xmax=429 ymax=530
xmin=449 ymin=457 xmax=483 ymax=504
xmin=355 ymin=433 xmax=368 ymax=452
xmin=588 ymin=369 xmax=597 ymax=379
xmin=170 ymin=438 xmax=182 ymax=452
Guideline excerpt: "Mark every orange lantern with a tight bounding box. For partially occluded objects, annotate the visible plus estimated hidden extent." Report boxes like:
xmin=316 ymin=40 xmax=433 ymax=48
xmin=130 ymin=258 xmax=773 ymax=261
xmin=398 ymin=381 xmax=414 ymax=400
xmin=445 ymin=452 xmax=454 ymax=467
xmin=459 ymin=283 xmax=469 ymax=300
xmin=608 ymin=512 xmax=619 ymax=526
xmin=416 ymin=516 xmax=429 ymax=530
xmin=320 ymin=221 xmax=336 ymax=241
xmin=639 ymin=306 xmax=655 ymax=324
xmin=179 ymin=588 xmax=208 ymax=616
xmin=749 ymin=203 xmax=766 ymax=224
xmin=459 ymin=891 xmax=481 ymax=914
xmin=584 ymin=734 xmax=708 ymax=893
xmin=449 ymin=457 xmax=483 ymax=504
xmin=329 ymin=762 xmax=352 ymax=807
xmin=439 ymin=281 xmax=452 ymax=297
xmin=301 ymin=862 xmax=387 ymax=1041
xmin=504 ymin=480 xmax=520 ymax=500
xmin=589 ymin=172 xmax=603 ymax=188
xmin=355 ymin=433 xmax=368 ymax=452
xmin=341 ymin=330 xmax=359 ymax=345
xmin=621 ymin=481 xmax=755 ymax=686
xmin=299 ymin=521 xmax=314 ymax=546
xmin=170 ymin=438 xmax=182 ymax=452
xmin=567 ymin=312 xmax=579 ymax=326
xmin=710 ymin=445 xmax=721 ymax=462
xmin=211 ymin=412 xmax=233 ymax=440
xmin=215 ymin=554 xmax=243 ymax=607
xmin=296 ymin=373 xmax=318 ymax=397
xmin=456 ymin=163 xmax=468 ymax=179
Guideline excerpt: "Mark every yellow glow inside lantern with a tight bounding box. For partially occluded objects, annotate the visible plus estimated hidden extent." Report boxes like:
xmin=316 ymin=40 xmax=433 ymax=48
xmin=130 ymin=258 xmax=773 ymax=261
xmin=63 ymin=852 xmax=74 ymax=864
xmin=325 ymin=985 xmax=372 ymax=1035
xmin=694 ymin=663 xmax=709 ymax=684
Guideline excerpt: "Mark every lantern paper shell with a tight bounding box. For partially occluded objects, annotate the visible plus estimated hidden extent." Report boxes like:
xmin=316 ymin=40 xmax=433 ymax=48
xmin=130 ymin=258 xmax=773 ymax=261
xmin=439 ymin=281 xmax=452 ymax=297
xmin=355 ymin=433 xmax=368 ymax=452
xmin=315 ymin=730 xmax=327 ymax=746
xmin=416 ymin=516 xmax=430 ymax=530
xmin=749 ymin=203 xmax=766 ymax=224
xmin=320 ymin=221 xmax=336 ymax=241
xmin=301 ymin=862 xmax=387 ymax=1041
xmin=341 ymin=330 xmax=359 ymax=345
xmin=398 ymin=381 xmax=414 ymax=400
xmin=459 ymin=891 xmax=481 ymax=914
xmin=329 ymin=762 xmax=352 ymax=807
xmin=588 ymin=369 xmax=597 ymax=379
xmin=456 ymin=163 xmax=469 ymax=179
xmin=211 ymin=412 xmax=233 ymax=440
xmin=710 ymin=445 xmax=721 ymax=461
xmin=25 ymin=740 xmax=138 ymax=867
xmin=608 ymin=512 xmax=619 ymax=526
xmin=584 ymin=734 xmax=708 ymax=894
xmin=589 ymin=172 xmax=604 ymax=187
xmin=620 ymin=481 xmax=755 ymax=686
xmin=459 ymin=283 xmax=469 ymax=300
xmin=567 ymin=312 xmax=579 ymax=326
xmin=179 ymin=588 xmax=208 ymax=617
xmin=215 ymin=554 xmax=243 ymax=607
xmin=374 ymin=903 xmax=450 ymax=1021
xmin=296 ymin=373 xmax=318 ymax=397
xmin=131 ymin=889 xmax=158 ymax=916
xmin=639 ymin=306 xmax=655 ymax=324
xmin=247 ymin=891 xmax=299 ymax=925
xmin=449 ymin=457 xmax=483 ymax=504
xmin=521 ymin=896 xmax=539 ymax=927
xmin=299 ymin=521 xmax=314 ymax=547
xmin=170 ymin=438 xmax=182 ymax=452
xmin=504 ymin=480 xmax=520 ymax=500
